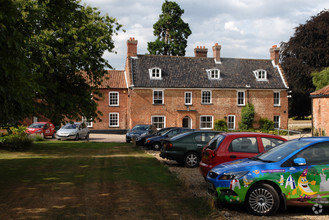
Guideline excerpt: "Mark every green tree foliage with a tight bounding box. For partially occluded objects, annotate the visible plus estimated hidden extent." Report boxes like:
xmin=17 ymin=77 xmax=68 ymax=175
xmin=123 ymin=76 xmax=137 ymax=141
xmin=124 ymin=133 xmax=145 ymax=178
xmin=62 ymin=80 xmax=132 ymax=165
xmin=280 ymin=10 xmax=329 ymax=118
xmin=259 ymin=118 xmax=274 ymax=131
xmin=214 ymin=119 xmax=228 ymax=132
xmin=312 ymin=67 xmax=329 ymax=90
xmin=147 ymin=0 xmax=191 ymax=56
xmin=0 ymin=0 xmax=122 ymax=127
xmin=239 ymin=103 xmax=255 ymax=130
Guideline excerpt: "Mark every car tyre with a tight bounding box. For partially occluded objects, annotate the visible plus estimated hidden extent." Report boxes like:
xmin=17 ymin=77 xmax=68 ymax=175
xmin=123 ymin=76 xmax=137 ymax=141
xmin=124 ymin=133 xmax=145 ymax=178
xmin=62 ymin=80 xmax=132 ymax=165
xmin=75 ymin=134 xmax=79 ymax=141
xmin=152 ymin=142 xmax=161 ymax=151
xmin=184 ymin=152 xmax=200 ymax=168
xmin=246 ymin=183 xmax=280 ymax=216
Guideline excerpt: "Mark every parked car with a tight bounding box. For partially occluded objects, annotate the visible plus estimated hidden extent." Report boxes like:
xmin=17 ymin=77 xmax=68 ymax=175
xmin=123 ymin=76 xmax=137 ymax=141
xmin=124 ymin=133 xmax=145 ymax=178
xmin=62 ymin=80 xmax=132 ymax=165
xmin=145 ymin=127 xmax=193 ymax=150
xmin=206 ymin=137 xmax=329 ymax=216
xmin=25 ymin=122 xmax=56 ymax=138
xmin=199 ymin=132 xmax=287 ymax=177
xmin=56 ymin=122 xmax=89 ymax=140
xmin=136 ymin=127 xmax=176 ymax=146
xmin=126 ymin=124 xmax=157 ymax=143
xmin=160 ymin=130 xmax=222 ymax=168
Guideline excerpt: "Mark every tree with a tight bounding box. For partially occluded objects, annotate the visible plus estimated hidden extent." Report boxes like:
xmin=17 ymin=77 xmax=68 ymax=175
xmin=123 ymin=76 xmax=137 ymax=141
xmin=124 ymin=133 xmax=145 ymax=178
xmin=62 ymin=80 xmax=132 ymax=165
xmin=280 ymin=10 xmax=329 ymax=118
xmin=312 ymin=67 xmax=329 ymax=90
xmin=0 ymin=0 xmax=122 ymax=127
xmin=239 ymin=103 xmax=255 ymax=130
xmin=147 ymin=0 xmax=191 ymax=56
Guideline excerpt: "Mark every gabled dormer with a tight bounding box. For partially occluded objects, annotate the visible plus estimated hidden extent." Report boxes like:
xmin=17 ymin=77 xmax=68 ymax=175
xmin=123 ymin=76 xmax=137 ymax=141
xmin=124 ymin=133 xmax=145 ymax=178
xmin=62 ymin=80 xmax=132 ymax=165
xmin=149 ymin=67 xmax=162 ymax=80
xmin=206 ymin=68 xmax=221 ymax=80
xmin=253 ymin=69 xmax=267 ymax=81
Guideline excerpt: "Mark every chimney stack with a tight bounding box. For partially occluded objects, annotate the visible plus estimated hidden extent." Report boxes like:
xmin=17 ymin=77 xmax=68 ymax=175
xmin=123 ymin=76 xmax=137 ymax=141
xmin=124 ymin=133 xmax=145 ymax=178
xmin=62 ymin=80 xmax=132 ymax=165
xmin=194 ymin=46 xmax=208 ymax=58
xmin=212 ymin=43 xmax=221 ymax=62
xmin=127 ymin=37 xmax=138 ymax=57
xmin=270 ymin=45 xmax=280 ymax=65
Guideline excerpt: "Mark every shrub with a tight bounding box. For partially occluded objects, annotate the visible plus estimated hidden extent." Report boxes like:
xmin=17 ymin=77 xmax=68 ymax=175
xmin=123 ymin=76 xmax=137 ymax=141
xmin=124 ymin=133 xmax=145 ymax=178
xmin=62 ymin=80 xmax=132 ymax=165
xmin=239 ymin=103 xmax=255 ymax=130
xmin=0 ymin=126 xmax=33 ymax=151
xmin=259 ymin=118 xmax=274 ymax=131
xmin=214 ymin=119 xmax=228 ymax=131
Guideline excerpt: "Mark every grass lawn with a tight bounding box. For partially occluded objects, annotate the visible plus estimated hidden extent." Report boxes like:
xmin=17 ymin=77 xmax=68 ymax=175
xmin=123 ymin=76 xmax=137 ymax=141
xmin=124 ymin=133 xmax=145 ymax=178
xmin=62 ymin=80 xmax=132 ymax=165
xmin=0 ymin=141 xmax=212 ymax=219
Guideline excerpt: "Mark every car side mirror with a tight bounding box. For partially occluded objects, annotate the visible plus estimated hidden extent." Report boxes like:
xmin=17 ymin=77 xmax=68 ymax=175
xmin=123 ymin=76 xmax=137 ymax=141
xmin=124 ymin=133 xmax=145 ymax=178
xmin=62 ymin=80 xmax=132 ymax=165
xmin=293 ymin=158 xmax=306 ymax=166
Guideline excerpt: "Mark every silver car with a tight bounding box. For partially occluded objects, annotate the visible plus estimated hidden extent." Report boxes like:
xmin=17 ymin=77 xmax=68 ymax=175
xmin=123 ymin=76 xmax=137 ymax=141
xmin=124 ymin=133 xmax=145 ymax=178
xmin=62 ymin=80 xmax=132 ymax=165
xmin=56 ymin=122 xmax=89 ymax=140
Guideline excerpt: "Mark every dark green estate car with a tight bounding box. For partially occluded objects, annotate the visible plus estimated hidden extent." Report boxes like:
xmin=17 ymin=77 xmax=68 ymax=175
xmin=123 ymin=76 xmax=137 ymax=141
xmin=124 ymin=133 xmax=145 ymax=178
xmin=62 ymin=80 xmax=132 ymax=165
xmin=160 ymin=130 xmax=221 ymax=168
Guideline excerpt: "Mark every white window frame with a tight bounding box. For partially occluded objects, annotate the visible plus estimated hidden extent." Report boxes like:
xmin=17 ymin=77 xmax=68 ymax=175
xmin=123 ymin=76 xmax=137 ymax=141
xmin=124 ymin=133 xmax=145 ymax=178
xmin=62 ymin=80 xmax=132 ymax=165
xmin=151 ymin=116 xmax=166 ymax=129
xmin=82 ymin=116 xmax=93 ymax=128
xmin=149 ymin=67 xmax=162 ymax=80
xmin=109 ymin=112 xmax=119 ymax=128
xmin=274 ymin=91 xmax=280 ymax=106
xmin=184 ymin=92 xmax=192 ymax=105
xmin=274 ymin=116 xmax=280 ymax=129
xmin=109 ymin=92 xmax=119 ymax=106
xmin=253 ymin=69 xmax=267 ymax=81
xmin=206 ymin=69 xmax=221 ymax=80
xmin=201 ymin=90 xmax=212 ymax=104
xmin=200 ymin=115 xmax=213 ymax=129
xmin=227 ymin=115 xmax=235 ymax=130
xmin=153 ymin=90 xmax=164 ymax=105
xmin=237 ymin=90 xmax=245 ymax=106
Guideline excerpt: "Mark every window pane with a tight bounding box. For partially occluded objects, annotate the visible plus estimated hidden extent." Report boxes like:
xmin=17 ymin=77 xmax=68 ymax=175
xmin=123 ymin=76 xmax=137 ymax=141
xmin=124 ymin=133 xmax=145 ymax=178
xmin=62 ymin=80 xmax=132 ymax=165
xmin=201 ymin=116 xmax=212 ymax=129
xmin=109 ymin=113 xmax=119 ymax=127
xmin=153 ymin=91 xmax=163 ymax=104
xmin=229 ymin=137 xmax=259 ymax=153
xmin=274 ymin=116 xmax=280 ymax=129
xmin=152 ymin=116 xmax=165 ymax=129
xmin=109 ymin=92 xmax=119 ymax=106
xmin=202 ymin=91 xmax=211 ymax=104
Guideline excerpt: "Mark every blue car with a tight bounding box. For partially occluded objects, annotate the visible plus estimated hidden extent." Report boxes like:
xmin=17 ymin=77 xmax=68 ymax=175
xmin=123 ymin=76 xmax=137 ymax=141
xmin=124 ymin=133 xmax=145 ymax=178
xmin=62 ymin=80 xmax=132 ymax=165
xmin=145 ymin=127 xmax=193 ymax=150
xmin=206 ymin=137 xmax=329 ymax=216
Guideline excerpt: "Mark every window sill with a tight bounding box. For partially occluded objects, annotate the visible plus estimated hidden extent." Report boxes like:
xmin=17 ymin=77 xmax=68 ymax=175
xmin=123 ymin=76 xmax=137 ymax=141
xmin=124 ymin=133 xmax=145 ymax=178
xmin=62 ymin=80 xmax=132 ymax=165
xmin=201 ymin=103 xmax=213 ymax=105
xmin=153 ymin=103 xmax=164 ymax=106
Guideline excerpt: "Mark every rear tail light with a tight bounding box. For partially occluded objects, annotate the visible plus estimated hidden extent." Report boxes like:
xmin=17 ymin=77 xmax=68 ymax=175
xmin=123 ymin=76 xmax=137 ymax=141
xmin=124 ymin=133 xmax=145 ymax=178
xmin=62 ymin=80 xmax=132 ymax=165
xmin=166 ymin=143 xmax=173 ymax=149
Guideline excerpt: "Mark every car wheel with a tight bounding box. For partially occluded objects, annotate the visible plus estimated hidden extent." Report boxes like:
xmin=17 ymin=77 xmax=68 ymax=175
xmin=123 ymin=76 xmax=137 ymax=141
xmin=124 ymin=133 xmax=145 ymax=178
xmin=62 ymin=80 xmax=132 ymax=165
xmin=246 ymin=183 xmax=280 ymax=216
xmin=75 ymin=134 xmax=79 ymax=141
xmin=152 ymin=142 xmax=161 ymax=151
xmin=184 ymin=152 xmax=200 ymax=168
xmin=40 ymin=133 xmax=44 ymax=139
xmin=85 ymin=133 xmax=89 ymax=141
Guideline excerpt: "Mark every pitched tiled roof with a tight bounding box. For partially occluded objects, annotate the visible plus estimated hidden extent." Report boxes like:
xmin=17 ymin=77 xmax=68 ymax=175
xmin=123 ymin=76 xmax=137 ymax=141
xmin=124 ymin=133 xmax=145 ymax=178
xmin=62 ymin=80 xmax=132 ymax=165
xmin=311 ymin=85 xmax=329 ymax=97
xmin=99 ymin=70 xmax=127 ymax=89
xmin=130 ymin=55 xmax=288 ymax=89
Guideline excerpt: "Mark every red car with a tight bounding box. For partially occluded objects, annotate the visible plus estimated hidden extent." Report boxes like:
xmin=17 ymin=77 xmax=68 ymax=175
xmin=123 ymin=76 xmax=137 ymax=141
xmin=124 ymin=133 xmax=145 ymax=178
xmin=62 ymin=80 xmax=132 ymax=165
xmin=199 ymin=132 xmax=287 ymax=177
xmin=25 ymin=122 xmax=56 ymax=138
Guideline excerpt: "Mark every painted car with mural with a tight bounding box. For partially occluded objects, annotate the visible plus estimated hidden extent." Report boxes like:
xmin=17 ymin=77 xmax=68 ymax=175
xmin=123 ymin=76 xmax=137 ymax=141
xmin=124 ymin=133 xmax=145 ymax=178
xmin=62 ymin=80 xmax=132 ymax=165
xmin=206 ymin=137 xmax=329 ymax=216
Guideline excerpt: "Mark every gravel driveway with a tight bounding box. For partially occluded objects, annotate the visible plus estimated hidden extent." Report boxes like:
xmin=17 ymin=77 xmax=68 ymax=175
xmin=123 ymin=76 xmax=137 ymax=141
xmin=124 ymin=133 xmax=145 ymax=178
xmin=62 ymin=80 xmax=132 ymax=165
xmin=146 ymin=150 xmax=329 ymax=219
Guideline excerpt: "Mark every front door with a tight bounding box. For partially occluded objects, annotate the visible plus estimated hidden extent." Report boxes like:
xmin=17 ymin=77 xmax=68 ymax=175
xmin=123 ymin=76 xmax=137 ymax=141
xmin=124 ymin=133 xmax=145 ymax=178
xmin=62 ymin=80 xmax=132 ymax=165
xmin=182 ymin=116 xmax=191 ymax=128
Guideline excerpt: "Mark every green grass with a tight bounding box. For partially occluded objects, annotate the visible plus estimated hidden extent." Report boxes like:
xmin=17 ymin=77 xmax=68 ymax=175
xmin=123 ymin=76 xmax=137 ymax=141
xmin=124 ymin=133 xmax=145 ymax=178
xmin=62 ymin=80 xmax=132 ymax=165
xmin=0 ymin=141 xmax=212 ymax=219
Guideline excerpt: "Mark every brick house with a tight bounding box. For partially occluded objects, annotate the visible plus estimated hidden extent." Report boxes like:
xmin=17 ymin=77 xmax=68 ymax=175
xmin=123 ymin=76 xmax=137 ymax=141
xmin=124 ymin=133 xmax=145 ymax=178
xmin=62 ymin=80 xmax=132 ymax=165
xmin=88 ymin=70 xmax=128 ymax=133
xmin=311 ymin=85 xmax=329 ymax=136
xmin=124 ymin=38 xmax=289 ymax=130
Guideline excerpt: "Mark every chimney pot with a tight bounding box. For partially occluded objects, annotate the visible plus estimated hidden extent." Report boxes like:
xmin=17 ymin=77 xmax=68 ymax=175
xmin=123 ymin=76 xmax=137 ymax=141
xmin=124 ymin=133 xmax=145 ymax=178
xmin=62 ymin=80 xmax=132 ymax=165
xmin=270 ymin=45 xmax=280 ymax=65
xmin=127 ymin=37 xmax=138 ymax=57
xmin=212 ymin=43 xmax=221 ymax=62
xmin=194 ymin=46 xmax=208 ymax=58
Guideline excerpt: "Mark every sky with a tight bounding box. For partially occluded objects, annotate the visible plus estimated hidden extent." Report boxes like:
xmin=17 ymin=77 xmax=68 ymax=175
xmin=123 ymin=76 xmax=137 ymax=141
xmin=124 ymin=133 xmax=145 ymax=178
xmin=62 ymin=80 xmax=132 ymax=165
xmin=81 ymin=0 xmax=329 ymax=70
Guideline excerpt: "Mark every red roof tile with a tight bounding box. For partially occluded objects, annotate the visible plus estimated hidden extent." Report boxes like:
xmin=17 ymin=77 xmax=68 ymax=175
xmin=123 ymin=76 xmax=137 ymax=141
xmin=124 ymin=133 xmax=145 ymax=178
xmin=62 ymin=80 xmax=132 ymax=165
xmin=99 ymin=70 xmax=127 ymax=89
xmin=311 ymin=85 xmax=329 ymax=97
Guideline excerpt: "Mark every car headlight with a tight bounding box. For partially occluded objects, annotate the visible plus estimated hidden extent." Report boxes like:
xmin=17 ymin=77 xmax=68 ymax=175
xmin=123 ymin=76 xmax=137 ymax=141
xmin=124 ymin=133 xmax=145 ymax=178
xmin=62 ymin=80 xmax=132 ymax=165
xmin=219 ymin=171 xmax=249 ymax=180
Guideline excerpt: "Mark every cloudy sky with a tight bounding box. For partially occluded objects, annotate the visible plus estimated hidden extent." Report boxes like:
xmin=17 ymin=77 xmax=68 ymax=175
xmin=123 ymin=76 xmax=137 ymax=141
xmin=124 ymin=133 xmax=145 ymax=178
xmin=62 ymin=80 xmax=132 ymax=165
xmin=81 ymin=0 xmax=329 ymax=70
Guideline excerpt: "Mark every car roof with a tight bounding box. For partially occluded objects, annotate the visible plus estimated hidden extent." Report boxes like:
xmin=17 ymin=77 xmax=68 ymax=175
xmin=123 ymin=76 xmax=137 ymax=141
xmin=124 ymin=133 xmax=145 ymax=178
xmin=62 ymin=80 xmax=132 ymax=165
xmin=293 ymin=137 xmax=329 ymax=142
xmin=220 ymin=132 xmax=286 ymax=139
xmin=33 ymin=122 xmax=47 ymax=124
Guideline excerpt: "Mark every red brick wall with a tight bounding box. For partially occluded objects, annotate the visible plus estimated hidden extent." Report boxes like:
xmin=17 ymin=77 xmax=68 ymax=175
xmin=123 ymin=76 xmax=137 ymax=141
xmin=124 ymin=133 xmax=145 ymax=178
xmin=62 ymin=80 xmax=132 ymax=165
xmin=91 ymin=88 xmax=128 ymax=130
xmin=312 ymin=97 xmax=329 ymax=136
xmin=128 ymin=89 xmax=288 ymax=130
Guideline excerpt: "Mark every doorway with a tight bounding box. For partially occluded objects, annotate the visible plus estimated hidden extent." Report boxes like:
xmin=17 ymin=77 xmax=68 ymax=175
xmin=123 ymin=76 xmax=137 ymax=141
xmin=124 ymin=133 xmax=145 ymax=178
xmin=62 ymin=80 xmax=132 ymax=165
xmin=182 ymin=116 xmax=192 ymax=128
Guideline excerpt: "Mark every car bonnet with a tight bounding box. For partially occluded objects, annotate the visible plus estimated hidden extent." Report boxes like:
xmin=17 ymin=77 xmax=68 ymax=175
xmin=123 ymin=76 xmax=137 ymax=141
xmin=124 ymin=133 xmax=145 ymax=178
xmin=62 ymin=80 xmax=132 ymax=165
xmin=210 ymin=158 xmax=266 ymax=175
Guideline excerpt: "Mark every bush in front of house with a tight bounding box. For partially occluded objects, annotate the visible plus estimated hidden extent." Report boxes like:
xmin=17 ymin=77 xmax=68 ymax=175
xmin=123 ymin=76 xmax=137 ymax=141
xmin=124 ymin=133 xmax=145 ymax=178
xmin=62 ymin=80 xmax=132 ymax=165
xmin=214 ymin=119 xmax=228 ymax=131
xmin=259 ymin=118 xmax=274 ymax=132
xmin=239 ymin=103 xmax=255 ymax=130
xmin=0 ymin=126 xmax=33 ymax=151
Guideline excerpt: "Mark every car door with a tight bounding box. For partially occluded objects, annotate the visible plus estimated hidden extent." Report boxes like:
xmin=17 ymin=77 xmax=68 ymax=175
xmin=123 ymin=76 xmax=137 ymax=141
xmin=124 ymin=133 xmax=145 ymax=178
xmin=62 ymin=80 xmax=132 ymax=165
xmin=222 ymin=136 xmax=259 ymax=163
xmin=283 ymin=142 xmax=329 ymax=204
xmin=43 ymin=123 xmax=51 ymax=136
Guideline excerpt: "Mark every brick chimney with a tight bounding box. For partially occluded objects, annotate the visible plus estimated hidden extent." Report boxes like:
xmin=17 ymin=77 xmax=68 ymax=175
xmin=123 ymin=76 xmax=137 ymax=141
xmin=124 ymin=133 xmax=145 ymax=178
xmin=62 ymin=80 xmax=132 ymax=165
xmin=212 ymin=43 xmax=221 ymax=62
xmin=127 ymin=37 xmax=138 ymax=57
xmin=270 ymin=45 xmax=280 ymax=65
xmin=194 ymin=46 xmax=208 ymax=58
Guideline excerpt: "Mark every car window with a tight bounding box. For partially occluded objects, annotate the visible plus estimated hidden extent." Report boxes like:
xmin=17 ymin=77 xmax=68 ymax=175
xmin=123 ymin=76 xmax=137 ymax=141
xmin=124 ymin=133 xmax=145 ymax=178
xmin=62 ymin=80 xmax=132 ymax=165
xmin=29 ymin=123 xmax=44 ymax=128
xmin=229 ymin=137 xmax=258 ymax=153
xmin=206 ymin=135 xmax=225 ymax=150
xmin=295 ymin=142 xmax=329 ymax=165
xmin=261 ymin=137 xmax=285 ymax=150
xmin=63 ymin=124 xmax=77 ymax=129
xmin=167 ymin=129 xmax=178 ymax=137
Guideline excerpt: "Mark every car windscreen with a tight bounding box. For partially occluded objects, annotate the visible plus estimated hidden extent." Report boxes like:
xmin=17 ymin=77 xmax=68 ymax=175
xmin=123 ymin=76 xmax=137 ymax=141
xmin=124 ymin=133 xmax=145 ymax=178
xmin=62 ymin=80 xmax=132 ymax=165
xmin=29 ymin=123 xmax=44 ymax=128
xmin=205 ymin=134 xmax=225 ymax=150
xmin=131 ymin=125 xmax=148 ymax=131
xmin=63 ymin=124 xmax=77 ymax=129
xmin=252 ymin=140 xmax=312 ymax=162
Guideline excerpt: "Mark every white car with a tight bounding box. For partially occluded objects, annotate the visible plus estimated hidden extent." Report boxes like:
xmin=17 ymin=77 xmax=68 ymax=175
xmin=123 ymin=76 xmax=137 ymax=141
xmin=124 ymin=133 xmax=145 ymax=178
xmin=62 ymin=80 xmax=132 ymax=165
xmin=56 ymin=122 xmax=89 ymax=140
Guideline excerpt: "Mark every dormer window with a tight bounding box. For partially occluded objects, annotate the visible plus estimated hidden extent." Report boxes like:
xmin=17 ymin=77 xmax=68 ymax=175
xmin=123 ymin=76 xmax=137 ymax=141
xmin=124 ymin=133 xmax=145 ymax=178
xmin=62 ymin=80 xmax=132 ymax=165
xmin=149 ymin=67 xmax=162 ymax=80
xmin=206 ymin=69 xmax=220 ymax=80
xmin=253 ymin=69 xmax=267 ymax=81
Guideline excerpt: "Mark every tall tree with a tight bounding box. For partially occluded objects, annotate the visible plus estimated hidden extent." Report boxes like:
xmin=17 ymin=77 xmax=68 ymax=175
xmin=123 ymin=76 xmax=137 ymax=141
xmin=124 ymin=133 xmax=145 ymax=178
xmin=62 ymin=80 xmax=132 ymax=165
xmin=280 ymin=10 xmax=329 ymax=118
xmin=312 ymin=67 xmax=329 ymax=90
xmin=147 ymin=0 xmax=191 ymax=56
xmin=0 ymin=0 xmax=122 ymax=127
